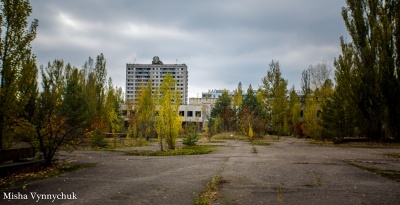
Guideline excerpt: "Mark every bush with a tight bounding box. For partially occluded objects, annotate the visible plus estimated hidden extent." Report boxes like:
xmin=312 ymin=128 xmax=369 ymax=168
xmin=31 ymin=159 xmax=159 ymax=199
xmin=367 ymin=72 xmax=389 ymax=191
xmin=90 ymin=129 xmax=108 ymax=148
xmin=182 ymin=123 xmax=199 ymax=146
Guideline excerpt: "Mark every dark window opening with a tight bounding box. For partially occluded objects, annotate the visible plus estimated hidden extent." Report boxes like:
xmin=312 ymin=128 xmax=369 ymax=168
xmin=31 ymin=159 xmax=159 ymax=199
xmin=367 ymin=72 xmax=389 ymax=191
xmin=195 ymin=111 xmax=201 ymax=117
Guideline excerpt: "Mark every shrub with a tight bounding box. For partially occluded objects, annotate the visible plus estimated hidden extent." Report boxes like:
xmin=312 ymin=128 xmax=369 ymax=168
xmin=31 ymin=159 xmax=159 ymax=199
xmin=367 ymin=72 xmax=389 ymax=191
xmin=182 ymin=123 xmax=199 ymax=146
xmin=90 ymin=129 xmax=108 ymax=148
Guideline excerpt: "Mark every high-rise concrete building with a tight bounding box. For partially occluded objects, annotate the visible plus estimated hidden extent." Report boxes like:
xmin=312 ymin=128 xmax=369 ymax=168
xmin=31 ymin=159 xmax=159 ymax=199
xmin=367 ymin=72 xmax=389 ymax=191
xmin=126 ymin=56 xmax=188 ymax=104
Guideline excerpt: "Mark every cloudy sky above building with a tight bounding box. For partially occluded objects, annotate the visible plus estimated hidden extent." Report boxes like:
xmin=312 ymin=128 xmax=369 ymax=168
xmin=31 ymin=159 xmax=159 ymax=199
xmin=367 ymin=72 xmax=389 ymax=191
xmin=29 ymin=0 xmax=348 ymax=98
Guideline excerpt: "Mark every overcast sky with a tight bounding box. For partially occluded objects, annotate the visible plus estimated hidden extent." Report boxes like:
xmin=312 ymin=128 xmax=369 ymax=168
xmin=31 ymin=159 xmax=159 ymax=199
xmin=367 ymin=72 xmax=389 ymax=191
xmin=29 ymin=0 xmax=348 ymax=98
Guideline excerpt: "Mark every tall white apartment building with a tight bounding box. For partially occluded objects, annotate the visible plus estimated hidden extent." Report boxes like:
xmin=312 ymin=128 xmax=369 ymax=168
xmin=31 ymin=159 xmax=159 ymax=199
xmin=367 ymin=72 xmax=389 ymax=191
xmin=126 ymin=56 xmax=188 ymax=104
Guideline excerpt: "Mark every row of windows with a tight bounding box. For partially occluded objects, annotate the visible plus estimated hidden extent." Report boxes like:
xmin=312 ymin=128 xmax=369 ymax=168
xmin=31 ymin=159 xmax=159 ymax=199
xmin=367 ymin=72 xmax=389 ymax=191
xmin=128 ymin=71 xmax=186 ymax=75
xmin=127 ymin=67 xmax=186 ymax=71
xmin=127 ymin=79 xmax=150 ymax=82
xmin=126 ymin=87 xmax=185 ymax=91
xmin=128 ymin=75 xmax=186 ymax=79
xmin=127 ymin=79 xmax=186 ymax=84
xmin=179 ymin=111 xmax=201 ymax=117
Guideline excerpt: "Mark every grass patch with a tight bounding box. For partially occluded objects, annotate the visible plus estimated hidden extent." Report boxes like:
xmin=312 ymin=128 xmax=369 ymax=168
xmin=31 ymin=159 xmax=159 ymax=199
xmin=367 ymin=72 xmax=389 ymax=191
xmin=252 ymin=146 xmax=258 ymax=153
xmin=251 ymin=139 xmax=271 ymax=146
xmin=335 ymin=142 xmax=400 ymax=149
xmin=308 ymin=140 xmax=330 ymax=145
xmin=303 ymin=178 xmax=322 ymax=187
xmin=345 ymin=161 xmax=400 ymax=182
xmin=194 ymin=174 xmax=223 ymax=205
xmin=81 ymin=138 xmax=152 ymax=151
xmin=198 ymin=137 xmax=225 ymax=144
xmin=384 ymin=153 xmax=400 ymax=159
xmin=294 ymin=161 xmax=309 ymax=164
xmin=105 ymin=138 xmax=151 ymax=148
xmin=0 ymin=162 xmax=96 ymax=191
xmin=264 ymin=135 xmax=287 ymax=141
xmin=194 ymin=158 xmax=228 ymax=204
xmin=124 ymin=145 xmax=216 ymax=156
xmin=277 ymin=183 xmax=283 ymax=205
xmin=211 ymin=133 xmax=248 ymax=141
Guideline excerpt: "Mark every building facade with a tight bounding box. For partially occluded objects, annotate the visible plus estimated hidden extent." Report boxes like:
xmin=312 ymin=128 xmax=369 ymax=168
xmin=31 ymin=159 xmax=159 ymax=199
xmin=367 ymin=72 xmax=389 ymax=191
xmin=126 ymin=56 xmax=188 ymax=104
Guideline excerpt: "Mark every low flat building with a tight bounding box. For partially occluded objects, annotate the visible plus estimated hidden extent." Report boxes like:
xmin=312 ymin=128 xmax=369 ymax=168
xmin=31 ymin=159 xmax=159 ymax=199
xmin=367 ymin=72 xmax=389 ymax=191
xmin=120 ymin=104 xmax=211 ymax=130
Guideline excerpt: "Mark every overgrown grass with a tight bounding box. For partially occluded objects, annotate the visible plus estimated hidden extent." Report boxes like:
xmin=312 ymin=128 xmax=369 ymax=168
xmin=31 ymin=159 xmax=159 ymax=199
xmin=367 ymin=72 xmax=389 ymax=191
xmin=194 ymin=174 xmax=224 ymax=205
xmin=0 ymin=162 xmax=96 ymax=191
xmin=198 ymin=137 xmax=225 ymax=144
xmin=345 ymin=161 xmax=400 ymax=182
xmin=252 ymin=146 xmax=258 ymax=153
xmin=194 ymin=158 xmax=228 ymax=204
xmin=277 ymin=183 xmax=283 ymax=205
xmin=84 ymin=138 xmax=152 ymax=151
xmin=293 ymin=161 xmax=309 ymax=164
xmin=384 ymin=153 xmax=400 ymax=159
xmin=250 ymin=139 xmax=271 ymax=146
xmin=124 ymin=145 xmax=216 ymax=156
xmin=211 ymin=133 xmax=248 ymax=141
xmin=335 ymin=142 xmax=400 ymax=148
xmin=303 ymin=178 xmax=322 ymax=187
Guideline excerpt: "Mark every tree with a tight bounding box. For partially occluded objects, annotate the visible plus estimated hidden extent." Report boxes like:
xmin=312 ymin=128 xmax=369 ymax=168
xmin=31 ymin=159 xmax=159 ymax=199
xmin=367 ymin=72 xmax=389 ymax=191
xmin=94 ymin=53 xmax=107 ymax=119
xmin=301 ymin=69 xmax=311 ymax=96
xmin=287 ymin=87 xmax=301 ymax=136
xmin=301 ymin=62 xmax=334 ymax=140
xmin=233 ymin=82 xmax=243 ymax=107
xmin=323 ymin=38 xmax=360 ymax=140
xmin=32 ymin=60 xmax=89 ymax=166
xmin=303 ymin=95 xmax=323 ymax=140
xmin=80 ymin=54 xmax=111 ymax=146
xmin=261 ymin=60 xmax=288 ymax=135
xmin=155 ymin=74 xmax=182 ymax=150
xmin=210 ymin=89 xmax=235 ymax=132
xmin=135 ymin=81 xmax=155 ymax=140
xmin=335 ymin=0 xmax=400 ymax=140
xmin=104 ymin=78 xmax=123 ymax=146
xmin=308 ymin=62 xmax=332 ymax=91
xmin=248 ymin=124 xmax=254 ymax=141
xmin=238 ymin=85 xmax=267 ymax=137
xmin=0 ymin=0 xmax=38 ymax=149
xmin=182 ymin=122 xmax=199 ymax=146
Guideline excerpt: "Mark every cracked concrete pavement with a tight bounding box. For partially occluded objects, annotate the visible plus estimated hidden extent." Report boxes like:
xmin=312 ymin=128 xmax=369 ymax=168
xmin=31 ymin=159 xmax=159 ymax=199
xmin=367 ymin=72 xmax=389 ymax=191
xmin=1 ymin=137 xmax=400 ymax=204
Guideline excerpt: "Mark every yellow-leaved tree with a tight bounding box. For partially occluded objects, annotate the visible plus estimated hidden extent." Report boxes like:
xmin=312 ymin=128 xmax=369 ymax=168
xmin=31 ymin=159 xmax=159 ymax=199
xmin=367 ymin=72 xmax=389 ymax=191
xmin=248 ymin=124 xmax=254 ymax=141
xmin=303 ymin=96 xmax=322 ymax=139
xmin=155 ymin=74 xmax=182 ymax=150
xmin=135 ymin=81 xmax=155 ymax=140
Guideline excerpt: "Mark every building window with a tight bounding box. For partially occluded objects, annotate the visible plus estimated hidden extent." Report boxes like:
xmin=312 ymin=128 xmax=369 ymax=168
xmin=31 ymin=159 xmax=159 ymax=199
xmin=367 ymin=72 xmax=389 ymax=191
xmin=179 ymin=111 xmax=185 ymax=116
xmin=187 ymin=111 xmax=193 ymax=117
xmin=195 ymin=111 xmax=201 ymax=117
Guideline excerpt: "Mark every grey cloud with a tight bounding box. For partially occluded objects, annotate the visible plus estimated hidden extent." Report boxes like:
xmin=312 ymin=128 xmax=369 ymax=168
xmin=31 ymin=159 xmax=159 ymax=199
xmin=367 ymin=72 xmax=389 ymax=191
xmin=29 ymin=0 xmax=348 ymax=97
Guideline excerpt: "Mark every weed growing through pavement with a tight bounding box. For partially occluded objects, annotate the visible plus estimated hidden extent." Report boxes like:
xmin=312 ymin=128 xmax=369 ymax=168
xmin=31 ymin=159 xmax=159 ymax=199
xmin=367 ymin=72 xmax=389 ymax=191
xmin=250 ymin=139 xmax=271 ymax=146
xmin=345 ymin=160 xmax=400 ymax=182
xmin=304 ymin=177 xmax=322 ymax=187
xmin=384 ymin=153 xmax=400 ymax=159
xmin=294 ymin=161 xmax=309 ymax=164
xmin=252 ymin=146 xmax=258 ymax=153
xmin=194 ymin=158 xmax=228 ymax=204
xmin=277 ymin=183 xmax=283 ymax=204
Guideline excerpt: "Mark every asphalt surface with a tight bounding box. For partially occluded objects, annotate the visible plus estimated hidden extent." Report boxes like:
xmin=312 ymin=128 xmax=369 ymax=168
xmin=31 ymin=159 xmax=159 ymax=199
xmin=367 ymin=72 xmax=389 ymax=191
xmin=1 ymin=137 xmax=400 ymax=205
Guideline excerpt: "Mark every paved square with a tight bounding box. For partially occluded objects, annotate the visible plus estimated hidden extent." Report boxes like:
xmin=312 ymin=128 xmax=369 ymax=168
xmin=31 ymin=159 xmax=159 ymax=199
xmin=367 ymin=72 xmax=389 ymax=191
xmin=1 ymin=137 xmax=399 ymax=204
